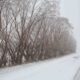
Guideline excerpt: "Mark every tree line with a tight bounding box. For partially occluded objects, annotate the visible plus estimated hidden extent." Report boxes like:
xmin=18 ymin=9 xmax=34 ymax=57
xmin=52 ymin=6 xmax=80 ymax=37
xmin=0 ymin=0 xmax=76 ymax=67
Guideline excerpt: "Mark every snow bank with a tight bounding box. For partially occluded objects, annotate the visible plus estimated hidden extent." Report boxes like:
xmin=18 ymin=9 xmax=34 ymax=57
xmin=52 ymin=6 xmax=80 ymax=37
xmin=0 ymin=54 xmax=80 ymax=80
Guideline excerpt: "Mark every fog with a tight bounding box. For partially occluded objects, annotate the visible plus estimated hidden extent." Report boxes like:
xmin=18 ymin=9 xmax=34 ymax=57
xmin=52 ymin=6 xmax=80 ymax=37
xmin=60 ymin=0 xmax=80 ymax=52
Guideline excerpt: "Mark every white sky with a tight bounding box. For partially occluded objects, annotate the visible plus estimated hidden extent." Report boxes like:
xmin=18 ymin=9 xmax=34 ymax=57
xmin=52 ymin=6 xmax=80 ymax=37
xmin=60 ymin=0 xmax=80 ymax=52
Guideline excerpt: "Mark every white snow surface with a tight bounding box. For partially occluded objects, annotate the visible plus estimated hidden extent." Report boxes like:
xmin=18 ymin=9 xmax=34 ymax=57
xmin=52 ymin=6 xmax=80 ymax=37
xmin=0 ymin=53 xmax=80 ymax=80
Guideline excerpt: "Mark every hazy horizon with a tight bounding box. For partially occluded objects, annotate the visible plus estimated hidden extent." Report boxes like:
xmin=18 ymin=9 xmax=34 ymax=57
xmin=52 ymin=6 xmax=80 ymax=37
xmin=60 ymin=0 xmax=80 ymax=52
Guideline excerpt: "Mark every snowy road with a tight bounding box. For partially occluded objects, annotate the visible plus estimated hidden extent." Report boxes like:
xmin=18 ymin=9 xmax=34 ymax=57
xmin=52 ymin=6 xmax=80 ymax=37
xmin=0 ymin=54 xmax=80 ymax=80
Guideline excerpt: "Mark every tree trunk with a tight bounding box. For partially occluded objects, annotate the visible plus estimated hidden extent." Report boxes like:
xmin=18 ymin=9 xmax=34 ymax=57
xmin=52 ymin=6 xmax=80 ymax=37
xmin=0 ymin=11 xmax=2 ymax=31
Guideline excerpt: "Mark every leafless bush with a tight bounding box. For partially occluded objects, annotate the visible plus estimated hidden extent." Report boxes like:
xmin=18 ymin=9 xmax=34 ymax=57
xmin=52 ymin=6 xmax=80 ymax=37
xmin=0 ymin=0 xmax=76 ymax=67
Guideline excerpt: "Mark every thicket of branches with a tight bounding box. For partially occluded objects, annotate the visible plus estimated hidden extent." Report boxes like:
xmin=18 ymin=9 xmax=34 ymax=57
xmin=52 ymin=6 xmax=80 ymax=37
xmin=0 ymin=0 xmax=76 ymax=67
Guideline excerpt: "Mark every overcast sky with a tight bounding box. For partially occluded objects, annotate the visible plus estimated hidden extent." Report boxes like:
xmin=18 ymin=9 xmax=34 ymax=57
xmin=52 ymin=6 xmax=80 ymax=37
xmin=60 ymin=0 xmax=80 ymax=52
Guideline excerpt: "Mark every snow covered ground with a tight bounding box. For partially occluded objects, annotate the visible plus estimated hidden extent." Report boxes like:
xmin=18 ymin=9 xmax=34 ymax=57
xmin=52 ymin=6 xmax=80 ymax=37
xmin=0 ymin=53 xmax=80 ymax=80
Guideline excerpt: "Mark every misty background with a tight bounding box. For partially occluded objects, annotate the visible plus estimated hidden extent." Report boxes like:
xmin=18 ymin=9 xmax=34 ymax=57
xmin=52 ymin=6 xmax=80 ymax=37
xmin=60 ymin=0 xmax=80 ymax=52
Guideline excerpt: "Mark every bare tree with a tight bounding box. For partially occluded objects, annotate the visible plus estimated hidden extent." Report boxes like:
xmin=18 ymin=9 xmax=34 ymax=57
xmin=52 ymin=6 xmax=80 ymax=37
xmin=0 ymin=0 xmax=76 ymax=67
